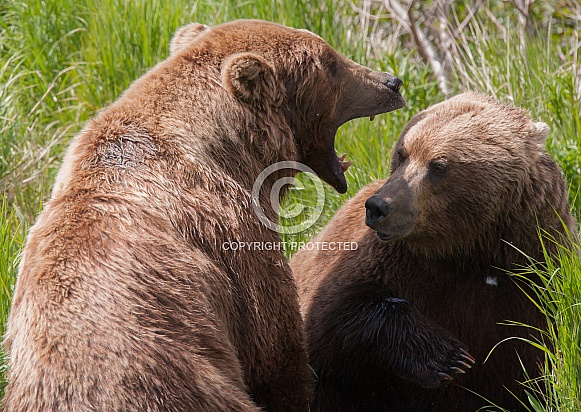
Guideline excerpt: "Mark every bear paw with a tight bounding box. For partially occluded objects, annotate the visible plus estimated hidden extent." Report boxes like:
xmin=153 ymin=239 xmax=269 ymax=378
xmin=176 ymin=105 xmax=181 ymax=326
xmin=396 ymin=336 xmax=475 ymax=389
xmin=418 ymin=346 xmax=475 ymax=389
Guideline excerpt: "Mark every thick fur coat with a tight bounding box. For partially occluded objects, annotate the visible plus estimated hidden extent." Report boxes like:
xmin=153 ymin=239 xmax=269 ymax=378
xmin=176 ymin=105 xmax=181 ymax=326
xmin=3 ymin=20 xmax=405 ymax=411
xmin=291 ymin=93 xmax=576 ymax=412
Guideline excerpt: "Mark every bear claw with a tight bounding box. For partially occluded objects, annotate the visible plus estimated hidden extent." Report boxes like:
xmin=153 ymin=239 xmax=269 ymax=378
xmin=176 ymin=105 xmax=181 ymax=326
xmin=437 ymin=373 xmax=453 ymax=381
xmin=457 ymin=350 xmax=476 ymax=369
xmin=457 ymin=360 xmax=474 ymax=369
xmin=460 ymin=350 xmax=476 ymax=363
xmin=421 ymin=346 xmax=475 ymax=388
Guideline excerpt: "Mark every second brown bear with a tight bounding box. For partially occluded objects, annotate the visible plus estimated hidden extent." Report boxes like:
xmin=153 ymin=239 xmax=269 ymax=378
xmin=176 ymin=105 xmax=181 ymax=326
xmin=291 ymin=93 xmax=576 ymax=412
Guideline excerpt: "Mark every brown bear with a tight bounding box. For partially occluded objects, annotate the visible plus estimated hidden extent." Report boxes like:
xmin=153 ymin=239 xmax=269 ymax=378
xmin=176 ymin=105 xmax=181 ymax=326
xmin=3 ymin=20 xmax=405 ymax=412
xmin=291 ymin=92 xmax=576 ymax=412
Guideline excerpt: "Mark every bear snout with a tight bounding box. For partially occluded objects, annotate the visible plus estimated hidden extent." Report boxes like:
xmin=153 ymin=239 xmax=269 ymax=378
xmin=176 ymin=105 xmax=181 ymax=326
xmin=364 ymin=177 xmax=417 ymax=241
xmin=367 ymin=71 xmax=403 ymax=93
xmin=365 ymin=195 xmax=392 ymax=226
xmin=383 ymin=75 xmax=403 ymax=92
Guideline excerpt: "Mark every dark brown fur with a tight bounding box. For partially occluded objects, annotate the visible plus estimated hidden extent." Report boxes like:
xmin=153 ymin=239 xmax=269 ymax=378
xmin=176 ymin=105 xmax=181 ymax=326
xmin=3 ymin=20 xmax=405 ymax=411
xmin=291 ymin=93 xmax=576 ymax=412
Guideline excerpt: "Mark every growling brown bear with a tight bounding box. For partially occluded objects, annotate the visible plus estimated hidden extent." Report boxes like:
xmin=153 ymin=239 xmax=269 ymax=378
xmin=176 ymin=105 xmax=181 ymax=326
xmin=3 ymin=20 xmax=405 ymax=411
xmin=291 ymin=93 xmax=575 ymax=412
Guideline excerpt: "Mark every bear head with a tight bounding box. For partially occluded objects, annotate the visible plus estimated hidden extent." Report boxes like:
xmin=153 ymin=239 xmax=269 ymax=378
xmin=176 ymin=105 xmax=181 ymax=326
xmin=364 ymin=92 xmax=555 ymax=256
xmin=169 ymin=20 xmax=406 ymax=193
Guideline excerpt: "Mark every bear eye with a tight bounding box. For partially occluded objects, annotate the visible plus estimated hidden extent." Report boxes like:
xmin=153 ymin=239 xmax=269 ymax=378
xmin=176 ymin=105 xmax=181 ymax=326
xmin=396 ymin=148 xmax=407 ymax=163
xmin=429 ymin=158 xmax=448 ymax=174
xmin=391 ymin=147 xmax=408 ymax=172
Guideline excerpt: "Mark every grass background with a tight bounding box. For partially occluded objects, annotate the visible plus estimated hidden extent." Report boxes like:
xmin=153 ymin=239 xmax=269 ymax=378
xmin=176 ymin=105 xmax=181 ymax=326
xmin=0 ymin=0 xmax=579 ymax=409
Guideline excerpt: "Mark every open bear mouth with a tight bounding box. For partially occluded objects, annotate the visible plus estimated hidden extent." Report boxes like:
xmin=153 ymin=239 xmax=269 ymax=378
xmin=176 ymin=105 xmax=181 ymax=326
xmin=318 ymin=89 xmax=406 ymax=194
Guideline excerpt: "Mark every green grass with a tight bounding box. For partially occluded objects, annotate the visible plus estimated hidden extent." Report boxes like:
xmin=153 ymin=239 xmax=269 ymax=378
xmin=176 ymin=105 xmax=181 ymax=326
xmin=0 ymin=199 xmax=26 ymax=396
xmin=535 ymin=237 xmax=581 ymax=412
xmin=534 ymin=234 xmax=581 ymax=412
xmin=1 ymin=0 xmax=580 ymax=409
xmin=498 ymin=230 xmax=581 ymax=412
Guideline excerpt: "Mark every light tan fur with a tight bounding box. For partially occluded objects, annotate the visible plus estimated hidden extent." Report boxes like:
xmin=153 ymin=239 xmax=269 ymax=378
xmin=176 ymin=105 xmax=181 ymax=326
xmin=3 ymin=20 xmax=405 ymax=411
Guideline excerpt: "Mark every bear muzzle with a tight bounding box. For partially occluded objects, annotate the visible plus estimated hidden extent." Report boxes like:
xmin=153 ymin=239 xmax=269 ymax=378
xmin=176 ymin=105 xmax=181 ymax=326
xmin=365 ymin=195 xmax=392 ymax=224
xmin=364 ymin=179 xmax=417 ymax=241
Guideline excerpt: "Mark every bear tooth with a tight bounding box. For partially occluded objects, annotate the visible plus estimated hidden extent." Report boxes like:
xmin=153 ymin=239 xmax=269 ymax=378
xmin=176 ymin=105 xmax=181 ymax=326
xmin=340 ymin=160 xmax=352 ymax=172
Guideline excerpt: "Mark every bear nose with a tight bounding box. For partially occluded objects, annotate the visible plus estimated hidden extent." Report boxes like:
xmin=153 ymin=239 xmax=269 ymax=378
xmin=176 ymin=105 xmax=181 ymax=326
xmin=384 ymin=76 xmax=403 ymax=92
xmin=365 ymin=196 xmax=392 ymax=225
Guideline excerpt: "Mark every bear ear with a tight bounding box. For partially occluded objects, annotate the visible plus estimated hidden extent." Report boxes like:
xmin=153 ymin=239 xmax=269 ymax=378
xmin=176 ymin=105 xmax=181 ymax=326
xmin=221 ymin=53 xmax=282 ymax=107
xmin=530 ymin=121 xmax=549 ymax=145
xmin=169 ymin=23 xmax=209 ymax=56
